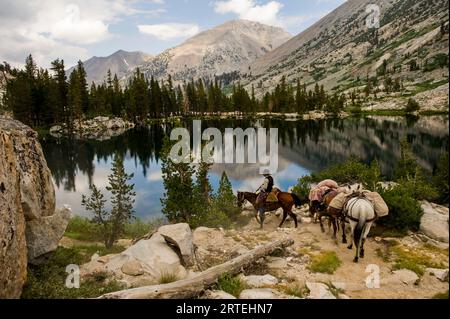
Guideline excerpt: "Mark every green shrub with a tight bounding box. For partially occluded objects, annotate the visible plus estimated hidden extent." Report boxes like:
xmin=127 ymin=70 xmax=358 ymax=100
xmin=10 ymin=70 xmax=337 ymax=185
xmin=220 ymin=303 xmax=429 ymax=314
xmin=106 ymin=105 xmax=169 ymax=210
xmin=217 ymin=274 xmax=246 ymax=298
xmin=191 ymin=206 xmax=233 ymax=229
xmin=292 ymin=175 xmax=313 ymax=203
xmin=309 ymin=251 xmax=342 ymax=274
xmin=378 ymin=185 xmax=424 ymax=232
xmin=405 ymin=98 xmax=420 ymax=113
xmin=309 ymin=157 xmax=382 ymax=190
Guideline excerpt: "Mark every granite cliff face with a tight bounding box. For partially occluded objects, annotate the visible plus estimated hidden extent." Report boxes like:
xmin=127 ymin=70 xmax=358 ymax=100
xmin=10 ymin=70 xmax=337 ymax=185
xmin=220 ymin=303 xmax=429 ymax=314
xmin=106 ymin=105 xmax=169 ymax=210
xmin=0 ymin=117 xmax=70 ymax=298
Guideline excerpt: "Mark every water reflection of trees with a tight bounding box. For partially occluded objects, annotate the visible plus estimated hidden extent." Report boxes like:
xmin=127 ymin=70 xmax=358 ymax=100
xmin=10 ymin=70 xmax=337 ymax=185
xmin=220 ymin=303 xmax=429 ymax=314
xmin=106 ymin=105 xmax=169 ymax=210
xmin=41 ymin=117 xmax=449 ymax=192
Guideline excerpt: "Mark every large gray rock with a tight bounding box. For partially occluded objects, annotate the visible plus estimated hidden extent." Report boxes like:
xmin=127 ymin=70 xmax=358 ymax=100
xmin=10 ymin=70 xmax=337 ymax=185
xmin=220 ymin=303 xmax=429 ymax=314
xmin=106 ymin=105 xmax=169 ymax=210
xmin=158 ymin=223 xmax=195 ymax=267
xmin=241 ymin=274 xmax=279 ymax=288
xmin=420 ymin=201 xmax=449 ymax=243
xmin=426 ymin=268 xmax=449 ymax=282
xmin=385 ymin=269 xmax=420 ymax=285
xmin=0 ymin=122 xmax=27 ymax=298
xmin=0 ymin=117 xmax=55 ymax=221
xmin=306 ymin=282 xmax=336 ymax=299
xmin=1 ymin=117 xmax=64 ymax=298
xmin=81 ymin=232 xmax=187 ymax=287
xmin=49 ymin=117 xmax=135 ymax=141
xmin=26 ymin=206 xmax=71 ymax=263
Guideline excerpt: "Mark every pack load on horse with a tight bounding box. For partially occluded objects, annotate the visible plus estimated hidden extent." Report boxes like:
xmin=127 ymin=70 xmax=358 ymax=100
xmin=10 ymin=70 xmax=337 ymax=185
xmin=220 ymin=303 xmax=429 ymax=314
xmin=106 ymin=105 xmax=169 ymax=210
xmin=237 ymin=172 xmax=302 ymax=229
xmin=327 ymin=185 xmax=389 ymax=262
xmin=308 ymin=179 xmax=340 ymax=221
xmin=328 ymin=188 xmax=389 ymax=218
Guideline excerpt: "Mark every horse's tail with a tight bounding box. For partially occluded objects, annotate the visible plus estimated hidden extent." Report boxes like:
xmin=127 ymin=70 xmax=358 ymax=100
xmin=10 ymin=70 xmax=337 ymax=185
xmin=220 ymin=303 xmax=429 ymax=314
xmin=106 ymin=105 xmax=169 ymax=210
xmin=353 ymin=216 xmax=366 ymax=251
xmin=291 ymin=193 xmax=302 ymax=208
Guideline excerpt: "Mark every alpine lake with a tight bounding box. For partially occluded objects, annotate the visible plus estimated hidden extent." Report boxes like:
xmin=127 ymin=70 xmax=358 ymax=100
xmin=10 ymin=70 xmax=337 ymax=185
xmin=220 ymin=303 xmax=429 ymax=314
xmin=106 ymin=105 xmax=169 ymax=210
xmin=39 ymin=115 xmax=449 ymax=220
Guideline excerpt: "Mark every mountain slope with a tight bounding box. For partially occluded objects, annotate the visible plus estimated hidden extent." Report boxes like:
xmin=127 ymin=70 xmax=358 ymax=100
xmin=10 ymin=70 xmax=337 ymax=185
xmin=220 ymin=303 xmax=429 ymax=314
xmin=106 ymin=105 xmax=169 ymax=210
xmin=68 ymin=50 xmax=153 ymax=84
xmin=244 ymin=0 xmax=449 ymax=98
xmin=131 ymin=20 xmax=292 ymax=84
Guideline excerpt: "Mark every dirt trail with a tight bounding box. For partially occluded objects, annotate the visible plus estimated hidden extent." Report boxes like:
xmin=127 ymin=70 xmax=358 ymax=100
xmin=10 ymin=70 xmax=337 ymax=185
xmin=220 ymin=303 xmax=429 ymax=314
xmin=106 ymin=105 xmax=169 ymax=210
xmin=196 ymin=210 xmax=449 ymax=299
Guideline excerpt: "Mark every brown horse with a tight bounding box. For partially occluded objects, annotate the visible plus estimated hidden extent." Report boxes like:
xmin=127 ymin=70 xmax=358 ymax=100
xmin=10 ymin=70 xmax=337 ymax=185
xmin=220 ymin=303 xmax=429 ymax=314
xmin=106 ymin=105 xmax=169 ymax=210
xmin=310 ymin=190 xmax=344 ymax=241
xmin=237 ymin=191 xmax=301 ymax=229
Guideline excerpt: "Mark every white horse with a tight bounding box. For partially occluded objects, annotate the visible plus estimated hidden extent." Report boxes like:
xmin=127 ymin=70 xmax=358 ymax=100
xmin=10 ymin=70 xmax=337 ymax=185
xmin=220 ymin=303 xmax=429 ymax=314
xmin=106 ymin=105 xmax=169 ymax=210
xmin=344 ymin=197 xmax=376 ymax=263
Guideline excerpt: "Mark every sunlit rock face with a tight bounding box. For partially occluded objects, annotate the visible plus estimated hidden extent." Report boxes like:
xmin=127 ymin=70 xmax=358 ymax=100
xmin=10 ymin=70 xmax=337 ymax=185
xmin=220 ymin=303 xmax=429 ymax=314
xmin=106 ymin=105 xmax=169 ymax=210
xmin=0 ymin=117 xmax=69 ymax=298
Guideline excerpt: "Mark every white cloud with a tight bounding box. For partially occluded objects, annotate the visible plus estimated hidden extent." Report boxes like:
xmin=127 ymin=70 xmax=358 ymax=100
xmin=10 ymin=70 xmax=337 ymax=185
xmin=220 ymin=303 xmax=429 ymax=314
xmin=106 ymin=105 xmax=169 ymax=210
xmin=138 ymin=23 xmax=200 ymax=41
xmin=0 ymin=0 xmax=161 ymax=68
xmin=214 ymin=0 xmax=283 ymax=26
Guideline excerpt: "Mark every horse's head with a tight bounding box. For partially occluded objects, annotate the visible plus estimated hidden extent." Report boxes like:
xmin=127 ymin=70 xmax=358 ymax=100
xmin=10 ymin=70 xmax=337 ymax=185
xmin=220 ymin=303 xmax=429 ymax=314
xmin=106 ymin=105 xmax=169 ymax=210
xmin=309 ymin=200 xmax=321 ymax=217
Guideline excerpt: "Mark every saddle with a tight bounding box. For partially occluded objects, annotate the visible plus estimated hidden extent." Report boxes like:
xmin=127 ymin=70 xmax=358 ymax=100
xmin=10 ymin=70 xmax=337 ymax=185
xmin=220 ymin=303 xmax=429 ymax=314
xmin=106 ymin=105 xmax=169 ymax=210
xmin=266 ymin=188 xmax=281 ymax=203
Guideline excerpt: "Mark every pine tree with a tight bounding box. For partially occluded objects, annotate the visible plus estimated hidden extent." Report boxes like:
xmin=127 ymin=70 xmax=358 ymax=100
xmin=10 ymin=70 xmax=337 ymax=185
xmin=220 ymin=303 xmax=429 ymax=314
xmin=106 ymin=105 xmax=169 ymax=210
xmin=50 ymin=59 xmax=68 ymax=125
xmin=160 ymin=138 xmax=196 ymax=223
xmin=195 ymin=161 xmax=212 ymax=210
xmin=214 ymin=172 xmax=239 ymax=219
xmin=105 ymin=154 xmax=136 ymax=248
xmin=82 ymin=155 xmax=136 ymax=248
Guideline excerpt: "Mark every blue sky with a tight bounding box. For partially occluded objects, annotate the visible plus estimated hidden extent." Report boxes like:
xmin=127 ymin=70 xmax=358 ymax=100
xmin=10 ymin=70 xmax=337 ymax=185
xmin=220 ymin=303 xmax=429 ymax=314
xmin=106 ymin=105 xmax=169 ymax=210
xmin=0 ymin=0 xmax=346 ymax=69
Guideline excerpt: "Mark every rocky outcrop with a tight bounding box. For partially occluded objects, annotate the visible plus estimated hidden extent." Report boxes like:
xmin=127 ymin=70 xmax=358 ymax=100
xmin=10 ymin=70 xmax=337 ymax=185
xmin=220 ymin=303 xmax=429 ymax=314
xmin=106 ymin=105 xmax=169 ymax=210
xmin=81 ymin=229 xmax=188 ymax=288
xmin=50 ymin=117 xmax=135 ymax=141
xmin=306 ymin=282 xmax=336 ymax=299
xmin=0 ymin=121 xmax=27 ymax=298
xmin=240 ymin=274 xmax=279 ymax=288
xmin=25 ymin=206 xmax=71 ymax=263
xmin=420 ymin=201 xmax=449 ymax=243
xmin=158 ymin=223 xmax=195 ymax=267
xmin=0 ymin=117 xmax=69 ymax=297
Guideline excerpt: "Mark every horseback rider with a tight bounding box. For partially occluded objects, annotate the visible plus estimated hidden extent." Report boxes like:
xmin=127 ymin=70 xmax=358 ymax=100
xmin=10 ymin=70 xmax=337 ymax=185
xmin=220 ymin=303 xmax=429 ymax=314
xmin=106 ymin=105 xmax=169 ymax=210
xmin=255 ymin=171 xmax=274 ymax=215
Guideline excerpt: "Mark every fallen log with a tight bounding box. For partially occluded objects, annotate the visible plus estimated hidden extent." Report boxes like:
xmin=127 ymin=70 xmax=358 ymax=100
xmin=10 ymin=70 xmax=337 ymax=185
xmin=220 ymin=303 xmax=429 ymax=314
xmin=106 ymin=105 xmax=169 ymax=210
xmin=99 ymin=238 xmax=294 ymax=299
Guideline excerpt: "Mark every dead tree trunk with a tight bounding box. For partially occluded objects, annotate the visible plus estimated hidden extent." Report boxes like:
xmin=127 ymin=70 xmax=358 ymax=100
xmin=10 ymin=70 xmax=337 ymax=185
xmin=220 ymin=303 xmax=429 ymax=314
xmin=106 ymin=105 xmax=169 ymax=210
xmin=99 ymin=238 xmax=294 ymax=299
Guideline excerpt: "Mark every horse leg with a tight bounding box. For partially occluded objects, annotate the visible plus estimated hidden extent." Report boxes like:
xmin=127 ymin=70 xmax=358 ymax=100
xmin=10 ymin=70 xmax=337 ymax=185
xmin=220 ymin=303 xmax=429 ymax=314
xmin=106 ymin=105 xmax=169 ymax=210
xmin=258 ymin=208 xmax=265 ymax=229
xmin=341 ymin=218 xmax=348 ymax=244
xmin=278 ymin=209 xmax=288 ymax=228
xmin=360 ymin=239 xmax=366 ymax=258
xmin=288 ymin=210 xmax=298 ymax=228
xmin=347 ymin=221 xmax=355 ymax=250
xmin=319 ymin=213 xmax=326 ymax=233
xmin=331 ymin=217 xmax=338 ymax=240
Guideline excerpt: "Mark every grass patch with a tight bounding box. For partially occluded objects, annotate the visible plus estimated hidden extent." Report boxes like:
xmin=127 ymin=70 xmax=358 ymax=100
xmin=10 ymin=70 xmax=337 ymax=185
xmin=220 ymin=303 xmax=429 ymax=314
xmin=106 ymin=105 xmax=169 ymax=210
xmin=65 ymin=216 xmax=166 ymax=242
xmin=391 ymin=244 xmax=447 ymax=277
xmin=369 ymin=226 xmax=407 ymax=238
xmin=217 ymin=274 xmax=247 ymax=298
xmin=309 ymin=251 xmax=342 ymax=274
xmin=21 ymin=247 xmax=124 ymax=299
xmin=412 ymin=79 xmax=449 ymax=95
xmin=158 ymin=272 xmax=179 ymax=284
xmin=280 ymin=284 xmax=309 ymax=298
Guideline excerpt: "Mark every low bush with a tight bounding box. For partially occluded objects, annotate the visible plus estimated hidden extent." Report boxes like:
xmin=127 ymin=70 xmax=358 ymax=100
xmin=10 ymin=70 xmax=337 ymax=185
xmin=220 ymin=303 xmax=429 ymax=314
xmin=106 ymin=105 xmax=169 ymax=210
xmin=405 ymin=98 xmax=420 ymax=113
xmin=378 ymin=185 xmax=424 ymax=232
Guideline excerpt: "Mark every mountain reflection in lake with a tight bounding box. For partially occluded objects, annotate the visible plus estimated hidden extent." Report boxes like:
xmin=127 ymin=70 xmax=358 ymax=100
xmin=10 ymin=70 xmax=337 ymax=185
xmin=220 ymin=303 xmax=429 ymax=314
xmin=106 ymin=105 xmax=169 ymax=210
xmin=40 ymin=116 xmax=449 ymax=219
